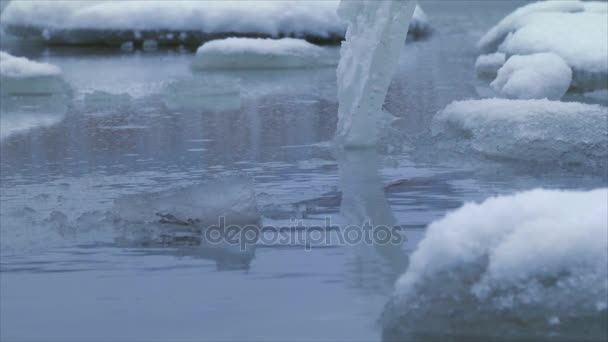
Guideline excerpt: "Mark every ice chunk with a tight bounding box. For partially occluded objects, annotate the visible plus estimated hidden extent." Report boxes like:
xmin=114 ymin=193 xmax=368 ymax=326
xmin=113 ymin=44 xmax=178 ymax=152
xmin=0 ymin=51 xmax=68 ymax=95
xmin=192 ymin=38 xmax=337 ymax=70
xmin=431 ymin=99 xmax=608 ymax=170
xmin=477 ymin=0 xmax=587 ymax=53
xmin=477 ymin=1 xmax=608 ymax=92
xmin=409 ymin=5 xmax=432 ymax=39
xmin=1 ymin=1 xmax=431 ymax=46
xmin=335 ymin=0 xmax=417 ymax=147
xmin=497 ymin=11 xmax=608 ymax=91
xmin=490 ymin=53 xmax=572 ymax=100
xmin=383 ymin=188 xmax=608 ymax=341
xmin=475 ymin=52 xmax=506 ymax=78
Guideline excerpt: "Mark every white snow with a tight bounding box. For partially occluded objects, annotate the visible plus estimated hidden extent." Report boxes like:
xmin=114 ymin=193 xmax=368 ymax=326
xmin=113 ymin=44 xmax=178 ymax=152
xmin=192 ymin=38 xmax=337 ymax=69
xmin=490 ymin=53 xmax=572 ymax=100
xmin=0 ymin=51 xmax=61 ymax=78
xmin=432 ymin=99 xmax=608 ymax=169
xmin=477 ymin=1 xmax=608 ymax=91
xmin=384 ymin=188 xmax=608 ymax=340
xmin=475 ymin=52 xmax=505 ymax=78
xmin=335 ymin=0 xmax=417 ymax=147
xmin=0 ymin=1 xmax=431 ymax=45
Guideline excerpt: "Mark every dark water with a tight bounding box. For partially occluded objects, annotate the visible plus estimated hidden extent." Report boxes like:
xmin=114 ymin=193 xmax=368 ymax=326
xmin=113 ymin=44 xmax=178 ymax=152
xmin=1 ymin=1 xmax=605 ymax=341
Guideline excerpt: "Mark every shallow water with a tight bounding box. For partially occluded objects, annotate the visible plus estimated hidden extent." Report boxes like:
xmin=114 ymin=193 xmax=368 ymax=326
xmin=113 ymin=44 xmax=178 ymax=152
xmin=1 ymin=1 xmax=606 ymax=341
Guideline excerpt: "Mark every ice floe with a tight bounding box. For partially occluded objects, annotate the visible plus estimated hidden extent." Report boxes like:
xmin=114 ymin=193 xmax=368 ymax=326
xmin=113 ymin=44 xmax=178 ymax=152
xmin=0 ymin=1 xmax=431 ymax=46
xmin=432 ymin=99 xmax=608 ymax=170
xmin=490 ymin=53 xmax=572 ymax=100
xmin=477 ymin=1 xmax=608 ymax=92
xmin=0 ymin=51 xmax=67 ymax=95
xmin=383 ymin=188 xmax=608 ymax=341
xmin=192 ymin=38 xmax=338 ymax=70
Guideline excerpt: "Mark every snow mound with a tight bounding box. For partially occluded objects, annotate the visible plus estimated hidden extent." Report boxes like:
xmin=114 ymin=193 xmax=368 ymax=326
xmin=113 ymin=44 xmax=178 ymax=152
xmin=1 ymin=51 xmax=67 ymax=95
xmin=477 ymin=1 xmax=608 ymax=92
xmin=192 ymin=38 xmax=337 ymax=70
xmin=475 ymin=52 xmax=505 ymax=78
xmin=432 ymin=99 xmax=608 ymax=170
xmin=491 ymin=53 xmax=572 ymax=100
xmin=383 ymin=188 xmax=608 ymax=341
xmin=0 ymin=1 xmax=431 ymax=46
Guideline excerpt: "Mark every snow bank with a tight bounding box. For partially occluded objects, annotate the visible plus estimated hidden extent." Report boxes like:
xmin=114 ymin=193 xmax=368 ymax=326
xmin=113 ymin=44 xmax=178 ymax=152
xmin=1 ymin=51 xmax=67 ymax=95
xmin=477 ymin=1 xmax=608 ymax=92
xmin=192 ymin=38 xmax=337 ymax=70
xmin=475 ymin=52 xmax=505 ymax=78
xmin=432 ymin=99 xmax=608 ymax=169
xmin=491 ymin=53 xmax=572 ymax=100
xmin=383 ymin=188 xmax=608 ymax=341
xmin=0 ymin=1 xmax=431 ymax=46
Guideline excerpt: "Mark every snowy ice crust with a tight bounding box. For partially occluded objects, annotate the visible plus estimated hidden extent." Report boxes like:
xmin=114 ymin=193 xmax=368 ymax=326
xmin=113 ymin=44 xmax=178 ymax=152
xmin=432 ymin=99 xmax=608 ymax=169
xmin=478 ymin=1 xmax=608 ymax=92
xmin=491 ymin=53 xmax=572 ymax=100
xmin=383 ymin=188 xmax=608 ymax=341
xmin=192 ymin=38 xmax=337 ymax=70
xmin=0 ymin=1 xmax=431 ymax=46
xmin=335 ymin=0 xmax=417 ymax=147
xmin=0 ymin=51 xmax=67 ymax=95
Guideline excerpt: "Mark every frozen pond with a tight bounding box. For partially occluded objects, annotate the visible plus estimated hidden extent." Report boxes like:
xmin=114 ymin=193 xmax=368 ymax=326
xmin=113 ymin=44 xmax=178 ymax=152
xmin=1 ymin=1 xmax=606 ymax=341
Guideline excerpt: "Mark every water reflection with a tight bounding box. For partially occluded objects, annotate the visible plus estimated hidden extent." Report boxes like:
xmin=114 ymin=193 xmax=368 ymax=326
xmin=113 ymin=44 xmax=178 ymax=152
xmin=337 ymin=148 xmax=407 ymax=295
xmin=0 ymin=94 xmax=69 ymax=140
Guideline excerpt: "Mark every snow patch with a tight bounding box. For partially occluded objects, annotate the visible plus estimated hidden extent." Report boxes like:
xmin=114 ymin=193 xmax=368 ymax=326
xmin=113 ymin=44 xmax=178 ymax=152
xmin=491 ymin=53 xmax=572 ymax=100
xmin=431 ymin=99 xmax=608 ymax=170
xmin=0 ymin=51 xmax=61 ymax=78
xmin=192 ymin=38 xmax=337 ymax=70
xmin=383 ymin=188 xmax=608 ymax=341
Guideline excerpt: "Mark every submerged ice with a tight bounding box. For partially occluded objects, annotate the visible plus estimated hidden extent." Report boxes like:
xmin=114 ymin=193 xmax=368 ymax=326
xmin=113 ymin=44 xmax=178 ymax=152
xmin=334 ymin=0 xmax=417 ymax=147
xmin=383 ymin=188 xmax=608 ymax=341
xmin=0 ymin=51 xmax=68 ymax=95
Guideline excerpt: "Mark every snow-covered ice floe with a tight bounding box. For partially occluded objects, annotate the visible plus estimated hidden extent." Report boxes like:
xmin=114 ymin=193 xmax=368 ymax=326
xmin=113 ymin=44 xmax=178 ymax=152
xmin=0 ymin=51 xmax=68 ymax=95
xmin=0 ymin=1 xmax=431 ymax=47
xmin=0 ymin=0 xmax=342 ymax=45
xmin=491 ymin=53 xmax=572 ymax=100
xmin=192 ymin=38 xmax=338 ymax=70
xmin=477 ymin=1 xmax=608 ymax=92
xmin=432 ymin=99 xmax=608 ymax=170
xmin=383 ymin=188 xmax=608 ymax=341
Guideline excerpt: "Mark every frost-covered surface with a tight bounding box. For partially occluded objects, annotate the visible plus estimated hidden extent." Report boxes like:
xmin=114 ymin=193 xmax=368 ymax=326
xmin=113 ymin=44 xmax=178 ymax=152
xmin=0 ymin=1 xmax=431 ymax=46
xmin=432 ymin=99 xmax=608 ymax=170
xmin=0 ymin=51 xmax=61 ymax=78
xmin=491 ymin=53 xmax=572 ymax=100
xmin=475 ymin=52 xmax=505 ymax=78
xmin=477 ymin=1 xmax=608 ymax=92
xmin=192 ymin=38 xmax=337 ymax=69
xmin=335 ymin=0 xmax=417 ymax=147
xmin=383 ymin=188 xmax=608 ymax=341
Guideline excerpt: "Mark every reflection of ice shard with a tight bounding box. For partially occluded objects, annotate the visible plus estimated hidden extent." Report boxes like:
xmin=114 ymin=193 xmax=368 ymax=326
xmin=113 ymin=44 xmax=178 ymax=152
xmin=112 ymin=176 xmax=260 ymax=270
xmin=162 ymin=76 xmax=241 ymax=112
xmin=338 ymin=149 xmax=406 ymax=294
xmin=335 ymin=0 xmax=416 ymax=147
xmin=0 ymin=94 xmax=69 ymax=140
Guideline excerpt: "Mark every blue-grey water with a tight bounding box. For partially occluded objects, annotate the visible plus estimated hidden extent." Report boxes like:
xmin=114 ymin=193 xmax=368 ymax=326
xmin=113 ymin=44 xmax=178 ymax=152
xmin=1 ymin=1 xmax=605 ymax=341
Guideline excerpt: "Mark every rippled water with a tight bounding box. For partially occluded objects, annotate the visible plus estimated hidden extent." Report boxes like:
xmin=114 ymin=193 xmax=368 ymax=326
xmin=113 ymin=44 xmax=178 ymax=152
xmin=1 ymin=1 xmax=605 ymax=341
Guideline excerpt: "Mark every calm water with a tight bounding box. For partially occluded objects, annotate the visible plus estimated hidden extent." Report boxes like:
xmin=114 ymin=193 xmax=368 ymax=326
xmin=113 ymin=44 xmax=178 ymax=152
xmin=1 ymin=1 xmax=605 ymax=341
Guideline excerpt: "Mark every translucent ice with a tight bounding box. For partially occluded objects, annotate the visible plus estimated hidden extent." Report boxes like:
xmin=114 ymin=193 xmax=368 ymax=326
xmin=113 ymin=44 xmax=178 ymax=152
xmin=335 ymin=0 xmax=417 ymax=147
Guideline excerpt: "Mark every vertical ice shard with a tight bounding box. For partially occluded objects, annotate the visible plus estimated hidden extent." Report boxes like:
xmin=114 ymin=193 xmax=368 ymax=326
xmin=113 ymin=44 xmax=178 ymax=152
xmin=335 ymin=0 xmax=417 ymax=147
